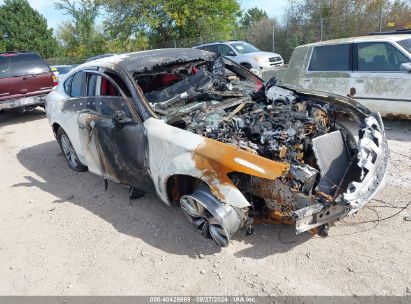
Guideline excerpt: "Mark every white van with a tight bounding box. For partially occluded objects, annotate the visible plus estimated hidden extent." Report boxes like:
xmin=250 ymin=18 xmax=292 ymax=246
xmin=278 ymin=31 xmax=411 ymax=118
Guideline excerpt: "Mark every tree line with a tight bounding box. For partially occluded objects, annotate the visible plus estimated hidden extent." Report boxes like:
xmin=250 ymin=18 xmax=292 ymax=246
xmin=1 ymin=0 xmax=410 ymax=62
xmin=244 ymin=0 xmax=411 ymax=61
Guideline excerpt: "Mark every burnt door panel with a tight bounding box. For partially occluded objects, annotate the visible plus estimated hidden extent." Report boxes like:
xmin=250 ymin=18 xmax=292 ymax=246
xmin=92 ymin=117 xmax=154 ymax=192
xmin=79 ymin=70 xmax=154 ymax=192
xmin=81 ymin=92 xmax=153 ymax=192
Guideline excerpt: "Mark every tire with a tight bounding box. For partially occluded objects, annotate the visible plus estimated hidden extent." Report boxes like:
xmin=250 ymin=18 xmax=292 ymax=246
xmin=241 ymin=62 xmax=252 ymax=70
xmin=180 ymin=185 xmax=241 ymax=247
xmin=57 ymin=127 xmax=87 ymax=172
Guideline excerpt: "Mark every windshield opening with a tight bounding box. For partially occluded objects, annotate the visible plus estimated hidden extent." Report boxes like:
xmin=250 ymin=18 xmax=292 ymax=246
xmin=229 ymin=42 xmax=260 ymax=54
xmin=398 ymin=38 xmax=411 ymax=54
xmin=132 ymin=57 xmax=262 ymax=119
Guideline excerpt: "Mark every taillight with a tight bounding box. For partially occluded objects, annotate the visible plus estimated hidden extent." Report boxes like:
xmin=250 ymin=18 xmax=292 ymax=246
xmin=52 ymin=75 xmax=58 ymax=87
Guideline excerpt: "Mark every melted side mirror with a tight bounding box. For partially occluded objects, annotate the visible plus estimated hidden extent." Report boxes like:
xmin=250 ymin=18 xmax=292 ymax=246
xmin=112 ymin=110 xmax=131 ymax=126
xmin=400 ymin=62 xmax=411 ymax=72
xmin=226 ymin=51 xmax=236 ymax=57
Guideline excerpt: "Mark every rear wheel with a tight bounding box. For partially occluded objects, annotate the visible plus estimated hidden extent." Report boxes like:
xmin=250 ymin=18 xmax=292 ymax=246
xmin=180 ymin=185 xmax=241 ymax=247
xmin=57 ymin=128 xmax=87 ymax=172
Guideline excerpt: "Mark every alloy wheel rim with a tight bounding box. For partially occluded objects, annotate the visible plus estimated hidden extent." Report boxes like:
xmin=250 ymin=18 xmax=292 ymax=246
xmin=180 ymin=196 xmax=229 ymax=247
xmin=61 ymin=134 xmax=77 ymax=168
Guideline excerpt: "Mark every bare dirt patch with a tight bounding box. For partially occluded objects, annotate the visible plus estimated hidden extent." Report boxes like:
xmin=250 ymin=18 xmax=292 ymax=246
xmin=0 ymin=109 xmax=410 ymax=295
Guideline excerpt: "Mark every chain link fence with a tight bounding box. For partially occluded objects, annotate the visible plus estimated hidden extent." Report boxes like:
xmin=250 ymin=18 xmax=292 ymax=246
xmin=46 ymin=57 xmax=86 ymax=66
xmin=45 ymin=17 xmax=410 ymax=65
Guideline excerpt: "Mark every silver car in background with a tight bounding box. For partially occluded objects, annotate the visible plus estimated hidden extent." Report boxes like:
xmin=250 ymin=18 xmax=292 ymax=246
xmin=194 ymin=40 xmax=284 ymax=72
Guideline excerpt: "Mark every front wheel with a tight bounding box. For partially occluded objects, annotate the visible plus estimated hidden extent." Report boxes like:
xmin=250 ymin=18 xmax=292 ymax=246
xmin=57 ymin=128 xmax=87 ymax=172
xmin=180 ymin=185 xmax=241 ymax=247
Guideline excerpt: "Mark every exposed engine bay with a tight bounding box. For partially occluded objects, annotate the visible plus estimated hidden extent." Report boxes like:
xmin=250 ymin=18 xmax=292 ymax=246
xmin=134 ymin=57 xmax=388 ymax=236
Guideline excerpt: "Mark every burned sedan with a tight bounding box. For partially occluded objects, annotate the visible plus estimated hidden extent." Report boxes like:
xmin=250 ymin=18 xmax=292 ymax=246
xmin=46 ymin=49 xmax=388 ymax=247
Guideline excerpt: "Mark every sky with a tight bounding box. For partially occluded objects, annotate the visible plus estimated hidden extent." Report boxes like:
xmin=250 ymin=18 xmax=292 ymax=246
xmin=239 ymin=0 xmax=288 ymax=21
xmin=14 ymin=0 xmax=288 ymax=30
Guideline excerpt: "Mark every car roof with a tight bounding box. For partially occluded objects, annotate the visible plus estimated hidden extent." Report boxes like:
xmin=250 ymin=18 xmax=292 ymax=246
xmin=51 ymin=65 xmax=72 ymax=68
xmin=86 ymin=53 xmax=117 ymax=62
xmin=82 ymin=48 xmax=216 ymax=73
xmin=196 ymin=40 xmax=248 ymax=47
xmin=226 ymin=40 xmax=249 ymax=45
xmin=302 ymin=34 xmax=411 ymax=47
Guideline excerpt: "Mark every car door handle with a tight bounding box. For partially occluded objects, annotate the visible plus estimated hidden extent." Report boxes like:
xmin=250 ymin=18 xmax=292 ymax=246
xmin=355 ymin=79 xmax=364 ymax=83
xmin=23 ymin=75 xmax=36 ymax=80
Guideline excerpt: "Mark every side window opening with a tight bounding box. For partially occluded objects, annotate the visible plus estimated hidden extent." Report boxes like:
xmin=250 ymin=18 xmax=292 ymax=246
xmin=64 ymin=75 xmax=73 ymax=95
xmin=198 ymin=45 xmax=217 ymax=54
xmin=356 ymin=42 xmax=409 ymax=71
xmin=86 ymin=71 xmax=134 ymax=120
xmin=308 ymin=44 xmax=352 ymax=71
xmin=86 ymin=74 xmax=97 ymax=96
xmin=101 ymin=77 xmax=118 ymax=96
xmin=104 ymin=71 xmax=131 ymax=97
xmin=217 ymin=44 xmax=234 ymax=56
xmin=70 ymin=71 xmax=84 ymax=97
xmin=398 ymin=38 xmax=411 ymax=54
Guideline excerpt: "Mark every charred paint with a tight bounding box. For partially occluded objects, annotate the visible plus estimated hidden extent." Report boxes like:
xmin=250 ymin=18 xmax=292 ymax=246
xmin=192 ymin=137 xmax=290 ymax=201
xmin=47 ymin=48 xmax=390 ymax=241
xmin=90 ymin=117 xmax=155 ymax=192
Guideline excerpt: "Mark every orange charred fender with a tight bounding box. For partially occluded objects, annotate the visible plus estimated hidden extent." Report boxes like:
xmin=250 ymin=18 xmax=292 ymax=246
xmin=193 ymin=137 xmax=290 ymax=203
xmin=144 ymin=118 xmax=289 ymax=209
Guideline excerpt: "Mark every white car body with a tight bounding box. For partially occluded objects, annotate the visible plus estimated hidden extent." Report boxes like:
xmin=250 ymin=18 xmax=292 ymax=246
xmin=45 ymin=49 xmax=389 ymax=246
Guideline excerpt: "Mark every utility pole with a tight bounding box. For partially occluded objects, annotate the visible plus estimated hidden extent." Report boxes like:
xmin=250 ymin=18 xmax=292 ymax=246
xmin=272 ymin=25 xmax=275 ymax=53
xmin=320 ymin=17 xmax=324 ymax=41
xmin=379 ymin=4 xmax=383 ymax=32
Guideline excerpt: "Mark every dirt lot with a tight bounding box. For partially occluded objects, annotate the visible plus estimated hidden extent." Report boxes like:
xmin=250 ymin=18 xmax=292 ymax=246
xmin=0 ymin=108 xmax=410 ymax=296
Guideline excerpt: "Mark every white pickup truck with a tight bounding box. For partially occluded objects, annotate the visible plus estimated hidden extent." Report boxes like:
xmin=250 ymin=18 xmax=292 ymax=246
xmin=274 ymin=32 xmax=411 ymax=118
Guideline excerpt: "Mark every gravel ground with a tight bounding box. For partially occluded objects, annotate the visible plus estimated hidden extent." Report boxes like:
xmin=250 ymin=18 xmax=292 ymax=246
xmin=0 ymin=108 xmax=410 ymax=296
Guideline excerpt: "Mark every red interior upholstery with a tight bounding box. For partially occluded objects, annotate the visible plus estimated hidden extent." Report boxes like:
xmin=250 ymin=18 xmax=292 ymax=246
xmin=101 ymin=78 xmax=107 ymax=95
xmin=101 ymin=78 xmax=117 ymax=96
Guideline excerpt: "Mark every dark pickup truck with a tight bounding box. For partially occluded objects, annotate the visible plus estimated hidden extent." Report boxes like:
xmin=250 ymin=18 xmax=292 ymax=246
xmin=0 ymin=51 xmax=57 ymax=111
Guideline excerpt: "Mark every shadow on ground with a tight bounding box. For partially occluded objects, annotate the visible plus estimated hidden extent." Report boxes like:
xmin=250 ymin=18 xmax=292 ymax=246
xmin=15 ymin=140 xmax=311 ymax=259
xmin=383 ymin=118 xmax=411 ymax=143
xmin=0 ymin=108 xmax=46 ymax=127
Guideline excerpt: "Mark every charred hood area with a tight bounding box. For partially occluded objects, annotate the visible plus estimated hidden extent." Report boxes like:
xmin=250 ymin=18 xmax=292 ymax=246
xmin=134 ymin=56 xmax=388 ymax=234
